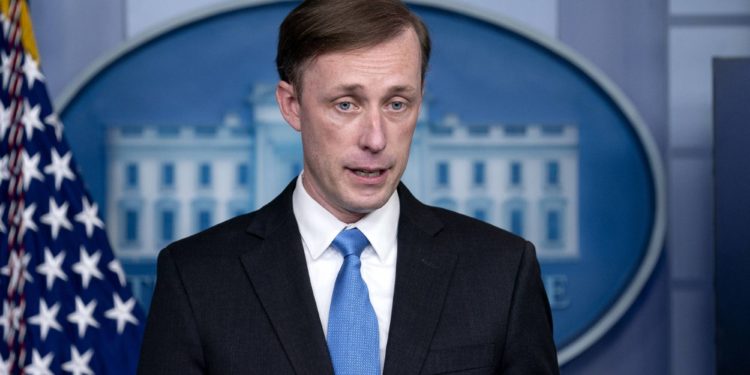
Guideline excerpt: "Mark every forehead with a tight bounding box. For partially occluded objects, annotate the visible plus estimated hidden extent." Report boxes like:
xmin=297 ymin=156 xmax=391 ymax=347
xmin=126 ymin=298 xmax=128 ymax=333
xmin=299 ymin=28 xmax=422 ymax=91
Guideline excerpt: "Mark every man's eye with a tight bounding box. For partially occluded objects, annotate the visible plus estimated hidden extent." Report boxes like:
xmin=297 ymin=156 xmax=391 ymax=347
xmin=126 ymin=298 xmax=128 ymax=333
xmin=390 ymin=101 xmax=405 ymax=111
xmin=337 ymin=102 xmax=354 ymax=111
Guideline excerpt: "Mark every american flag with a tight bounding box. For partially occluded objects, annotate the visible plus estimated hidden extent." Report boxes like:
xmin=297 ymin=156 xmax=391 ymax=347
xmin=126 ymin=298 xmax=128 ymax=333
xmin=0 ymin=1 xmax=145 ymax=374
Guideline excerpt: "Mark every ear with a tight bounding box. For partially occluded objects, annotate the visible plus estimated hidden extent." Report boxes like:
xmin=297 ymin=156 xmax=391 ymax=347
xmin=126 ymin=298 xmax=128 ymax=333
xmin=276 ymin=80 xmax=302 ymax=132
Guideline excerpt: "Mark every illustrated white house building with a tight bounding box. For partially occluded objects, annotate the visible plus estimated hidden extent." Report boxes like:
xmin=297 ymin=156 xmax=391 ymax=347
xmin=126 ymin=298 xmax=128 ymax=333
xmin=106 ymin=113 xmax=255 ymax=260
xmin=106 ymin=84 xmax=579 ymax=266
xmin=403 ymin=114 xmax=579 ymax=259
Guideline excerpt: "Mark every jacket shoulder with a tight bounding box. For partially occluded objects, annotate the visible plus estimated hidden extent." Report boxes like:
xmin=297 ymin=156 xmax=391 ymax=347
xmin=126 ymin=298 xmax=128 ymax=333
xmin=425 ymin=204 xmax=530 ymax=255
xmin=162 ymin=180 xmax=296 ymax=262
xmin=159 ymin=213 xmax=257 ymax=264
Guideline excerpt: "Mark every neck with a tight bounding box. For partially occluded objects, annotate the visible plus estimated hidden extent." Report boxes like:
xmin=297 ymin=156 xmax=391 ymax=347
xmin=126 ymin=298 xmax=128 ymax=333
xmin=301 ymin=173 xmax=367 ymax=224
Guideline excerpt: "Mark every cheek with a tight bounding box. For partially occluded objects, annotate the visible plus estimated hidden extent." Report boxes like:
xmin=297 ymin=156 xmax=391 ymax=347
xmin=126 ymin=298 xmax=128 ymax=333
xmin=301 ymin=125 xmax=339 ymax=171
xmin=300 ymin=113 xmax=331 ymax=150
xmin=391 ymin=120 xmax=417 ymax=149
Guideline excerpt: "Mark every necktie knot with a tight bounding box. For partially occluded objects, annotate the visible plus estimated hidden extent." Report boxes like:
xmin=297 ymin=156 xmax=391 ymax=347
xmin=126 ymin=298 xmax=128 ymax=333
xmin=331 ymin=228 xmax=369 ymax=258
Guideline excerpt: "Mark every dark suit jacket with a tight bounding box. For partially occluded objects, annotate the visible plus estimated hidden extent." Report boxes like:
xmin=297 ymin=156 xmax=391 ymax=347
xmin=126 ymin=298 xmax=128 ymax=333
xmin=138 ymin=182 xmax=559 ymax=374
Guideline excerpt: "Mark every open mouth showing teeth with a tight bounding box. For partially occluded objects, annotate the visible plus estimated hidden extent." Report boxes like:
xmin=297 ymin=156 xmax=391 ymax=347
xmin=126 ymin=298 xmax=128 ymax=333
xmin=353 ymin=169 xmax=383 ymax=177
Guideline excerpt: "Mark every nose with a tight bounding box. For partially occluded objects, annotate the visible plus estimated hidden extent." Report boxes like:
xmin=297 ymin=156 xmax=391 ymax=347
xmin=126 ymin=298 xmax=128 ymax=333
xmin=359 ymin=110 xmax=386 ymax=153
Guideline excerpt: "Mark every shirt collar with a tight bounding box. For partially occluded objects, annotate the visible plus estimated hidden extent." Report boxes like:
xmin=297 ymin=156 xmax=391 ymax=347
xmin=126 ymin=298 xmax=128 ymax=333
xmin=292 ymin=172 xmax=399 ymax=262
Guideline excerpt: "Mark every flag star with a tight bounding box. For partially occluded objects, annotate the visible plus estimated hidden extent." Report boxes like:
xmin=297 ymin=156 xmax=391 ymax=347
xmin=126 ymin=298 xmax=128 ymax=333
xmin=43 ymin=148 xmax=75 ymax=190
xmin=22 ymin=150 xmax=44 ymax=191
xmin=20 ymin=202 xmax=39 ymax=239
xmin=0 ymin=300 xmax=11 ymax=340
xmin=0 ymin=252 xmax=13 ymax=276
xmin=61 ymin=347 xmax=94 ymax=375
xmin=1 ymin=250 xmax=33 ymax=289
xmin=108 ymin=259 xmax=126 ymax=287
xmin=36 ymin=247 xmax=67 ymax=290
xmin=0 ymin=13 xmax=8 ymax=40
xmin=72 ymin=246 xmax=103 ymax=288
xmin=105 ymin=294 xmax=138 ymax=334
xmin=0 ymin=252 xmax=17 ymax=284
xmin=28 ymin=299 xmax=62 ymax=340
xmin=44 ymin=112 xmax=64 ymax=141
xmin=67 ymin=297 xmax=99 ymax=338
xmin=9 ymin=303 xmax=23 ymax=331
xmin=0 ymin=203 xmax=5 ymax=234
xmin=22 ymin=53 xmax=45 ymax=88
xmin=40 ymin=198 xmax=73 ymax=239
xmin=24 ymin=349 xmax=54 ymax=375
xmin=0 ymin=251 xmax=18 ymax=292
xmin=74 ymin=197 xmax=104 ymax=238
xmin=1 ymin=302 xmax=23 ymax=348
xmin=1 ymin=51 xmax=10 ymax=89
xmin=0 ymin=353 xmax=9 ymax=375
xmin=0 ymin=101 xmax=10 ymax=141
xmin=21 ymin=99 xmax=45 ymax=140
xmin=0 ymin=13 xmax=8 ymax=38
xmin=0 ymin=156 xmax=8 ymax=185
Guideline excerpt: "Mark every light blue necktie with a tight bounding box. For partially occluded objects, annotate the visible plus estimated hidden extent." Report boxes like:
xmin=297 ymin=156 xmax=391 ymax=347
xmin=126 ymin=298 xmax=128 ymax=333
xmin=327 ymin=228 xmax=380 ymax=375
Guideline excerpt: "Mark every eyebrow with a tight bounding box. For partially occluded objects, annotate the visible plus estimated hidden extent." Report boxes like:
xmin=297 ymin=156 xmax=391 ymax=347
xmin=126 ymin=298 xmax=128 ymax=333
xmin=388 ymin=85 xmax=419 ymax=96
xmin=332 ymin=84 xmax=365 ymax=95
xmin=330 ymin=84 xmax=419 ymax=96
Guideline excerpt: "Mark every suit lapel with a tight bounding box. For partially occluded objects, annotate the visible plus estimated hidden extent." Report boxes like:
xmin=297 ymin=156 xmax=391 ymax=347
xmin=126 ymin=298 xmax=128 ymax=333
xmin=240 ymin=183 xmax=333 ymax=375
xmin=383 ymin=185 xmax=458 ymax=375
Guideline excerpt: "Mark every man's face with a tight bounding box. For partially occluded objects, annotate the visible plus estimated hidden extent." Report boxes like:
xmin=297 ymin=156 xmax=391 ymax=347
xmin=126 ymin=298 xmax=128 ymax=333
xmin=276 ymin=28 xmax=423 ymax=223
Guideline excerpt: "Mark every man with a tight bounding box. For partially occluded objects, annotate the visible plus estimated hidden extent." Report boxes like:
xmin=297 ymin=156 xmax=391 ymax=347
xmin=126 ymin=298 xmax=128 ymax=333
xmin=138 ymin=1 xmax=559 ymax=374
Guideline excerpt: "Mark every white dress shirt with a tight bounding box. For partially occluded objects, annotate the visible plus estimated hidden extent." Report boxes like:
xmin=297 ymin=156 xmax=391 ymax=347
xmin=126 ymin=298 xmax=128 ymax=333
xmin=292 ymin=173 xmax=399 ymax=370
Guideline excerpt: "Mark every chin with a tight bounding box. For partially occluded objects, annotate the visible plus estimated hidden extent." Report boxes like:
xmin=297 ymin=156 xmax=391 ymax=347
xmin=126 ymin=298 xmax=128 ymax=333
xmin=344 ymin=194 xmax=391 ymax=214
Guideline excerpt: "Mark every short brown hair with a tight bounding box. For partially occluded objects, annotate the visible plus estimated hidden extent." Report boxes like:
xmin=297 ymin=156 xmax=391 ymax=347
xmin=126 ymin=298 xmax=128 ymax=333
xmin=276 ymin=0 xmax=431 ymax=93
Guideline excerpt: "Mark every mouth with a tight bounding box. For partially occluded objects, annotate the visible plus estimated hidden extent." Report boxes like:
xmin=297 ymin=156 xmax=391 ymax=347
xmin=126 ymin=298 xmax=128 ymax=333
xmin=352 ymin=168 xmax=385 ymax=177
xmin=347 ymin=166 xmax=390 ymax=182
